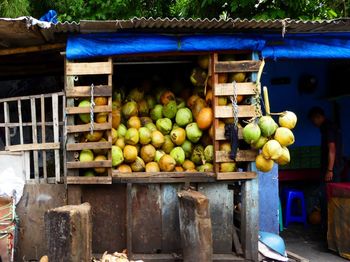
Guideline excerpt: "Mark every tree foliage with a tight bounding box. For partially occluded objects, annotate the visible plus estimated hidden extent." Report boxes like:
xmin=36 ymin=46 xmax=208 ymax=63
xmin=0 ymin=0 xmax=346 ymax=21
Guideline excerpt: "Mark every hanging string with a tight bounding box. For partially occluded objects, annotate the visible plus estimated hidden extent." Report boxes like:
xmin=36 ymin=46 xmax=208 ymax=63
xmin=90 ymin=83 xmax=95 ymax=134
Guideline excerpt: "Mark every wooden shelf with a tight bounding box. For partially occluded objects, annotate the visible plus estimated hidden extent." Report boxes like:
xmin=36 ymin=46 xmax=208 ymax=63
xmin=216 ymin=172 xmax=256 ymax=180
xmin=215 ymin=105 xmax=256 ymax=118
xmin=66 ymin=105 xmax=112 ymax=114
xmin=66 ymin=141 xmax=112 ymax=151
xmin=215 ymin=127 xmax=243 ymax=140
xmin=215 ymin=150 xmax=257 ymax=162
xmin=66 ymin=61 xmax=113 ymax=75
xmin=67 ymin=160 xmax=112 ymax=169
xmin=214 ymin=60 xmax=261 ymax=73
xmin=66 ymin=122 xmax=111 ymax=133
xmin=214 ymin=82 xmax=256 ymax=96
xmin=66 ymin=85 xmax=112 ymax=97
xmin=66 ymin=176 xmax=112 ymax=184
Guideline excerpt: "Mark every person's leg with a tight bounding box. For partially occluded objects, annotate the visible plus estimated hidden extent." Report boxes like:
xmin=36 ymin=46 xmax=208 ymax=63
xmin=319 ymin=182 xmax=328 ymax=237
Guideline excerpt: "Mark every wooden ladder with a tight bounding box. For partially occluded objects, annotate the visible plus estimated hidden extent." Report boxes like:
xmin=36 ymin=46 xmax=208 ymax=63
xmin=64 ymin=58 xmax=113 ymax=184
xmin=211 ymin=53 xmax=261 ymax=180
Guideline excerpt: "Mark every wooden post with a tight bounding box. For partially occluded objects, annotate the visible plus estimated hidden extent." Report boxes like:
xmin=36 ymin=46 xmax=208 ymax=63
xmin=178 ymin=190 xmax=212 ymax=262
xmin=45 ymin=202 xmax=92 ymax=262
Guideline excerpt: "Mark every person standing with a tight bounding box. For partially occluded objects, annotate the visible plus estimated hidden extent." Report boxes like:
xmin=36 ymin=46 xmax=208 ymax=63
xmin=308 ymin=106 xmax=344 ymax=234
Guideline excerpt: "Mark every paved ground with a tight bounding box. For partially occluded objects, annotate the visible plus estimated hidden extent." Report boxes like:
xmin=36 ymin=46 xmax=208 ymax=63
xmin=281 ymin=224 xmax=348 ymax=262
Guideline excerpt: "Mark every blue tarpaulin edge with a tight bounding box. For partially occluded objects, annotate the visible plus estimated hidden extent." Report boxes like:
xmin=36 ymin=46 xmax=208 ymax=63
xmin=66 ymin=32 xmax=350 ymax=60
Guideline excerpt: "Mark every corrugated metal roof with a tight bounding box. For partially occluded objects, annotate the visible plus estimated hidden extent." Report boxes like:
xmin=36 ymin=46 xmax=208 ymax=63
xmin=51 ymin=17 xmax=350 ymax=34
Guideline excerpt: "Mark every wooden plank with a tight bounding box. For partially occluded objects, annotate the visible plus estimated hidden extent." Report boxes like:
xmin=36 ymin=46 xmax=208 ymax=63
xmin=17 ymin=100 xmax=24 ymax=145
xmin=212 ymin=53 xmax=220 ymax=174
xmin=0 ymin=121 xmax=64 ymax=128
xmin=62 ymin=95 xmax=67 ymax=179
xmin=126 ymin=183 xmax=133 ymax=257
xmin=112 ymin=171 xmax=215 ymax=178
xmin=232 ymin=226 xmax=243 ymax=256
xmin=67 ymin=185 xmax=82 ymax=205
xmin=161 ymin=185 xmax=181 ymax=253
xmin=0 ymin=43 xmax=65 ymax=56
xmin=66 ymin=85 xmax=112 ymax=97
xmin=67 ymin=142 xmax=112 ymax=151
xmin=198 ymin=184 xmax=233 ymax=253
xmin=6 ymin=142 xmax=60 ymax=152
xmin=216 ymin=172 xmax=257 ymax=180
xmin=214 ymin=82 xmax=256 ymax=96
xmin=113 ymin=176 xmax=216 ymax=184
xmin=66 ymin=61 xmax=113 ymax=75
xmin=215 ymin=60 xmax=261 ymax=73
xmin=216 ymin=126 xmax=243 ymax=140
xmin=66 ymin=122 xmax=111 ymax=133
xmin=66 ymin=176 xmax=112 ymax=184
xmin=0 ymin=92 xmax=64 ymax=103
xmin=107 ymin=58 xmax=113 ymax=178
xmin=40 ymin=95 xmax=47 ymax=181
xmin=215 ymin=105 xmax=256 ymax=118
xmin=31 ymin=98 xmax=39 ymax=182
xmin=131 ymin=184 xmax=162 ymax=253
xmin=215 ymin=150 xmax=257 ymax=162
xmin=131 ymin=253 xmax=245 ymax=261
xmin=3 ymin=102 xmax=10 ymax=147
xmin=66 ymin=160 xmax=112 ymax=169
xmin=52 ymin=93 xmax=60 ymax=183
xmin=241 ymin=178 xmax=259 ymax=261
xmin=66 ymin=105 xmax=112 ymax=114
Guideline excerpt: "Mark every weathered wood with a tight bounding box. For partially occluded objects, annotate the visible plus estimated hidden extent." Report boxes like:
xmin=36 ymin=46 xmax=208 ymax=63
xmin=161 ymin=185 xmax=181 ymax=253
xmin=198 ymin=184 xmax=233 ymax=253
xmin=107 ymin=59 xmax=113 ymax=178
xmin=0 ymin=43 xmax=65 ymax=56
xmin=66 ymin=141 xmax=112 ymax=151
xmin=52 ymin=93 xmax=60 ymax=183
xmin=0 ymin=92 xmax=64 ymax=103
xmin=131 ymin=184 xmax=162 ymax=253
xmin=211 ymin=53 xmax=220 ymax=174
xmin=66 ymin=122 xmax=111 ymax=133
xmin=40 ymin=95 xmax=47 ymax=181
xmin=66 ymin=85 xmax=112 ymax=97
xmin=232 ymin=226 xmax=243 ymax=256
xmin=216 ymin=172 xmax=257 ymax=180
xmin=241 ymin=178 xmax=259 ymax=261
xmin=66 ymin=176 xmax=112 ymax=184
xmin=66 ymin=61 xmax=113 ymax=75
xmin=31 ymin=98 xmax=39 ymax=182
xmin=126 ymin=183 xmax=133 ymax=256
xmin=0 ymin=121 xmax=64 ymax=128
xmin=214 ymin=82 xmax=256 ymax=96
xmin=17 ymin=100 xmax=24 ymax=145
xmin=178 ymin=190 xmax=212 ymax=262
xmin=66 ymin=160 xmax=112 ymax=169
xmin=45 ymin=203 xmax=92 ymax=262
xmin=3 ymin=102 xmax=10 ymax=147
xmin=6 ymin=142 xmax=60 ymax=152
xmin=215 ymin=60 xmax=261 ymax=73
xmin=65 ymin=105 xmax=112 ymax=114
xmin=216 ymin=127 xmax=243 ymax=140
xmin=112 ymin=171 xmax=215 ymax=178
xmin=67 ymin=185 xmax=82 ymax=205
xmin=215 ymin=150 xmax=257 ymax=162
xmin=113 ymin=176 xmax=216 ymax=184
xmin=215 ymin=105 xmax=256 ymax=118
xmin=131 ymin=253 xmax=245 ymax=261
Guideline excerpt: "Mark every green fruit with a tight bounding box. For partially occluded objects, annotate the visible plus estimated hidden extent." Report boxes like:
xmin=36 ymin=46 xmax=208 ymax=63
xmin=191 ymin=145 xmax=204 ymax=165
xmin=162 ymin=135 xmax=175 ymax=154
xmin=170 ymin=147 xmax=185 ymax=165
xmin=83 ymin=170 xmax=95 ymax=177
xmin=122 ymin=101 xmax=138 ymax=119
xmin=197 ymin=163 xmax=214 ymax=172
xmin=78 ymin=100 xmax=90 ymax=123
xmin=181 ymin=140 xmax=193 ymax=158
xmin=258 ymin=116 xmax=278 ymax=137
xmin=131 ymin=156 xmax=145 ymax=172
xmin=156 ymin=118 xmax=173 ymax=135
xmin=112 ymin=145 xmax=124 ymax=166
xmin=175 ymin=108 xmax=193 ymax=127
xmin=252 ymin=136 xmax=268 ymax=149
xmin=145 ymin=122 xmax=157 ymax=132
xmin=243 ymin=123 xmax=261 ymax=145
xmin=177 ymin=99 xmax=186 ymax=109
xmin=186 ymin=122 xmax=203 ymax=143
xmin=79 ymin=149 xmax=94 ymax=162
xmin=139 ymin=127 xmax=152 ymax=145
xmin=146 ymin=95 xmax=156 ymax=109
xmin=204 ymin=145 xmax=214 ymax=163
xmin=154 ymin=150 xmax=166 ymax=162
xmin=150 ymin=104 xmax=163 ymax=121
xmin=162 ymin=101 xmax=177 ymax=119
xmin=117 ymin=123 xmax=127 ymax=138
xmin=125 ymin=128 xmax=139 ymax=145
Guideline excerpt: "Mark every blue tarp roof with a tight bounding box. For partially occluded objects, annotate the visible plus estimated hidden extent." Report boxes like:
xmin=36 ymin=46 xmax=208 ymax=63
xmin=66 ymin=33 xmax=350 ymax=60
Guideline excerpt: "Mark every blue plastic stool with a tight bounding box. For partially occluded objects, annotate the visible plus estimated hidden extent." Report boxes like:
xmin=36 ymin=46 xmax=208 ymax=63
xmin=284 ymin=190 xmax=307 ymax=228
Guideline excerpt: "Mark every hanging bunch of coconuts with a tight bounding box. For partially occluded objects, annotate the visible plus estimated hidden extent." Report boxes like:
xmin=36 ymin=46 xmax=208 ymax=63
xmin=242 ymin=86 xmax=297 ymax=172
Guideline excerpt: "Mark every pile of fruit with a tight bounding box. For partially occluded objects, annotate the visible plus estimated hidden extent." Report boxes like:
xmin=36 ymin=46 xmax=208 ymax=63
xmin=242 ymin=110 xmax=297 ymax=172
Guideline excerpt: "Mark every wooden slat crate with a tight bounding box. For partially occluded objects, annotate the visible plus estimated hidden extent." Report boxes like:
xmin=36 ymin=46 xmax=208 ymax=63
xmin=211 ymin=53 xmax=260 ymax=181
xmin=64 ymin=58 xmax=113 ymax=184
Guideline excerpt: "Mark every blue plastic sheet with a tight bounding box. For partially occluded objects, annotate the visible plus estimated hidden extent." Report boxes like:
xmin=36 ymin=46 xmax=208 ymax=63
xmin=39 ymin=10 xmax=58 ymax=24
xmin=66 ymin=32 xmax=350 ymax=60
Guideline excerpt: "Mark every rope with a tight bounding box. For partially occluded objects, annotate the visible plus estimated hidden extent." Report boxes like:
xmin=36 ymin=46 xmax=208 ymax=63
xmin=0 ymin=203 xmax=13 ymax=224
xmin=90 ymin=83 xmax=95 ymax=134
xmin=229 ymin=81 xmax=239 ymax=128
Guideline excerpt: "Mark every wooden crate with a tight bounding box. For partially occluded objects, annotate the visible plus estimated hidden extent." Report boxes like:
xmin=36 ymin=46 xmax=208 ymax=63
xmin=65 ymin=58 xmax=113 ymax=184
xmin=211 ymin=53 xmax=261 ymax=180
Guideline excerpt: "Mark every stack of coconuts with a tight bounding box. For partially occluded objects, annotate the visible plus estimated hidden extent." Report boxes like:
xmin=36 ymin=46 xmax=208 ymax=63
xmin=242 ymin=111 xmax=297 ymax=172
xmin=77 ymin=56 xmax=220 ymax=176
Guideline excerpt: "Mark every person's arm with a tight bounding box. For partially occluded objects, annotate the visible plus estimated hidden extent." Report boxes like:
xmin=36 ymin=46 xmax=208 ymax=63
xmin=326 ymin=142 xmax=336 ymax=182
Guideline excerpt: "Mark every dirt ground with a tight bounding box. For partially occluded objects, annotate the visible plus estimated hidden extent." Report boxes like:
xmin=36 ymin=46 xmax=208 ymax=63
xmin=281 ymin=224 xmax=348 ymax=262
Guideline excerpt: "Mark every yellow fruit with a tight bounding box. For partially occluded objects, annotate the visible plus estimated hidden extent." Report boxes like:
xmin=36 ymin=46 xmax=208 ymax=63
xmin=175 ymin=166 xmax=184 ymax=172
xmin=159 ymin=154 xmax=176 ymax=172
xmin=256 ymin=154 xmax=274 ymax=172
xmin=276 ymin=147 xmax=290 ymax=166
xmin=111 ymin=128 xmax=118 ymax=144
xmin=127 ymin=116 xmax=141 ymax=129
xmin=151 ymin=130 xmax=165 ymax=148
xmin=220 ymin=162 xmax=236 ymax=172
xmin=140 ymin=144 xmax=156 ymax=163
xmin=94 ymin=155 xmax=107 ymax=174
xmin=218 ymin=97 xmax=227 ymax=105
xmin=196 ymin=107 xmax=213 ymax=130
xmin=116 ymin=137 xmax=125 ymax=149
xmin=95 ymin=112 xmax=108 ymax=123
xmin=274 ymin=127 xmax=295 ymax=147
xmin=183 ymin=160 xmax=195 ymax=170
xmin=218 ymin=73 xmax=228 ymax=83
xmin=94 ymin=96 xmax=108 ymax=106
xmin=220 ymin=142 xmax=231 ymax=153
xmin=131 ymin=157 xmax=145 ymax=172
xmin=123 ymin=145 xmax=138 ymax=163
xmin=229 ymin=72 xmax=246 ymax=83
xmin=262 ymin=140 xmax=283 ymax=160
xmin=279 ymin=111 xmax=297 ymax=129
xmin=117 ymin=164 xmax=132 ymax=173
xmin=145 ymin=162 xmax=160 ymax=172
xmin=85 ymin=131 xmax=103 ymax=142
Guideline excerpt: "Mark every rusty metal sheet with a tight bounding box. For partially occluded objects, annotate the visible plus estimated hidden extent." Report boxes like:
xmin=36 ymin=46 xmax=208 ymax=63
xmin=161 ymin=184 xmax=181 ymax=253
xmin=199 ymin=183 xmax=234 ymax=253
xmin=82 ymin=185 xmax=126 ymax=253
xmin=131 ymin=184 xmax=162 ymax=253
xmin=15 ymin=184 xmax=66 ymax=261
